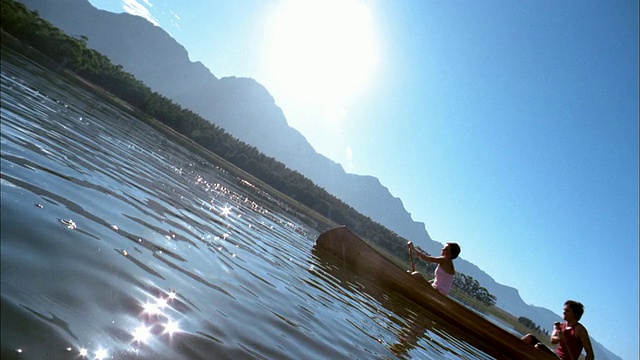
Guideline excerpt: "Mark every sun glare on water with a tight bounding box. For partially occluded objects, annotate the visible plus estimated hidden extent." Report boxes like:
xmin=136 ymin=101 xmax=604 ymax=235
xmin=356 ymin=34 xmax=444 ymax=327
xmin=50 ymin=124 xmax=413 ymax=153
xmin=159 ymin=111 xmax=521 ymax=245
xmin=264 ymin=0 xmax=378 ymax=106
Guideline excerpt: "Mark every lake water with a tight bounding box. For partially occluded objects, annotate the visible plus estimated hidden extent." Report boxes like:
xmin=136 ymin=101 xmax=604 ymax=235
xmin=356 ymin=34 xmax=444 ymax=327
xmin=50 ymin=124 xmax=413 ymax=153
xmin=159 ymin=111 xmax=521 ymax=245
xmin=1 ymin=49 xmax=498 ymax=360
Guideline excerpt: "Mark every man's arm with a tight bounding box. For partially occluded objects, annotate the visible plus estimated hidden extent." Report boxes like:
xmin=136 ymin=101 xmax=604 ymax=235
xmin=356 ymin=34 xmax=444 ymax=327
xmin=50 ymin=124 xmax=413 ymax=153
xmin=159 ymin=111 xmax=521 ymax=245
xmin=577 ymin=325 xmax=594 ymax=360
xmin=549 ymin=323 xmax=563 ymax=345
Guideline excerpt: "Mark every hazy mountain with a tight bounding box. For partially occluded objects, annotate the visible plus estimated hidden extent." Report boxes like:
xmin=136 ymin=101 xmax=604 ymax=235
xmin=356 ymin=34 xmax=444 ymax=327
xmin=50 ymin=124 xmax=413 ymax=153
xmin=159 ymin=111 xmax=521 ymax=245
xmin=16 ymin=1 xmax=621 ymax=359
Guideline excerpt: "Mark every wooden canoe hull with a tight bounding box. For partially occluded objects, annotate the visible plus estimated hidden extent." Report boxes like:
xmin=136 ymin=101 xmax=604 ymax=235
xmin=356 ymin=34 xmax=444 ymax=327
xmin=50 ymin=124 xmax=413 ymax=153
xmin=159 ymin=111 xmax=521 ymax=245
xmin=315 ymin=226 xmax=556 ymax=360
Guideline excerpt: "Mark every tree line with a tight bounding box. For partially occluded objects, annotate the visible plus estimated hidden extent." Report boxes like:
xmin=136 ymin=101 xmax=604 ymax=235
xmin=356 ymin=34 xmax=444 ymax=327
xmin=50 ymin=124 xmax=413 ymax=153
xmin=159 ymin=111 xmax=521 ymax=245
xmin=518 ymin=316 xmax=550 ymax=336
xmin=0 ymin=0 xmax=496 ymax=307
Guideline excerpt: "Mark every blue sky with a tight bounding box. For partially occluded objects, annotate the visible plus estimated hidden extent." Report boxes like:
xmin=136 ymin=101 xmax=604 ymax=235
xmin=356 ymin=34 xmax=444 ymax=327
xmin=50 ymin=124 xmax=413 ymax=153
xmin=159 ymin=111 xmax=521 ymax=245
xmin=88 ymin=1 xmax=639 ymax=358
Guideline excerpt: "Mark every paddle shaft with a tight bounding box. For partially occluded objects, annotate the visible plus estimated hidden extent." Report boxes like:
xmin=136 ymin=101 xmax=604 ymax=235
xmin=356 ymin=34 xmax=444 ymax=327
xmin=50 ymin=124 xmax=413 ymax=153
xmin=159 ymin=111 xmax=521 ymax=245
xmin=408 ymin=242 xmax=416 ymax=272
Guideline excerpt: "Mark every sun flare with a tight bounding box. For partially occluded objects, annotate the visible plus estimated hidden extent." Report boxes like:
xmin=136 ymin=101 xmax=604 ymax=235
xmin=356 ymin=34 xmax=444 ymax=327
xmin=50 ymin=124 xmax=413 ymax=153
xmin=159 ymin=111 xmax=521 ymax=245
xmin=264 ymin=0 xmax=378 ymax=106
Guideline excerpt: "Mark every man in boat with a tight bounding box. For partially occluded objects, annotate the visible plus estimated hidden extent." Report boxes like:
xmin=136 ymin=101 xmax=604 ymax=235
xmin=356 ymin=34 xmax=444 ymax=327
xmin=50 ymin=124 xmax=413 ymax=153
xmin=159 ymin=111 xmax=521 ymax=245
xmin=522 ymin=300 xmax=595 ymax=360
xmin=552 ymin=300 xmax=595 ymax=360
xmin=408 ymin=242 xmax=460 ymax=296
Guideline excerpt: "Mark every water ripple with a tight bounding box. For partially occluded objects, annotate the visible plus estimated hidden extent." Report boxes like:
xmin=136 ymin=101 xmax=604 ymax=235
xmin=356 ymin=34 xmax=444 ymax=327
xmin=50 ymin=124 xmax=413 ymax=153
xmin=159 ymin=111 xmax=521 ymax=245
xmin=1 ymin=50 xmax=497 ymax=359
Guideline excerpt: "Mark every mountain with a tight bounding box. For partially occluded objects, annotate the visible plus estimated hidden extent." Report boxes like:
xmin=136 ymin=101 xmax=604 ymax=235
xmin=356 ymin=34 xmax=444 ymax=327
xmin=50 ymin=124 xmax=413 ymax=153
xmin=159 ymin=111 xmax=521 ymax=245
xmin=15 ymin=1 xmax=621 ymax=359
xmin=17 ymin=0 xmax=437 ymax=252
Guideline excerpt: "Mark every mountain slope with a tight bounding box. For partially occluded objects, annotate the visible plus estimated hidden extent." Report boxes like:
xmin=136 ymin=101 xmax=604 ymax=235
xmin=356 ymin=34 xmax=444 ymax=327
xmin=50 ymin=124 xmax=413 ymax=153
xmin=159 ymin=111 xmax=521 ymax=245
xmin=18 ymin=0 xmax=437 ymax=251
xmin=15 ymin=1 xmax=621 ymax=359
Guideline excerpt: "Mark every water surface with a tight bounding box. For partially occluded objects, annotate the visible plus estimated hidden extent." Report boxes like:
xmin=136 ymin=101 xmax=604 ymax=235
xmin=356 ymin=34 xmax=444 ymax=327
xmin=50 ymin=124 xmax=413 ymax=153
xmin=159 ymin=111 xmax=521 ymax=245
xmin=1 ymin=49 xmax=496 ymax=360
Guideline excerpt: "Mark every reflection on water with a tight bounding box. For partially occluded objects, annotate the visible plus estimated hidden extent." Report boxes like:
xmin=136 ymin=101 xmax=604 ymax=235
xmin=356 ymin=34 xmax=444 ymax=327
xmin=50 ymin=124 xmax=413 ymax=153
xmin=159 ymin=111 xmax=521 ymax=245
xmin=2 ymin=48 xmax=503 ymax=359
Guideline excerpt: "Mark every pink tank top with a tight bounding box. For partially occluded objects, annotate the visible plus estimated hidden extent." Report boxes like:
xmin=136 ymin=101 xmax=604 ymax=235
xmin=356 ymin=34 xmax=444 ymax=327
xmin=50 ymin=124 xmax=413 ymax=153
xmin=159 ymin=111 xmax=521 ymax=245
xmin=432 ymin=265 xmax=455 ymax=296
xmin=556 ymin=322 xmax=584 ymax=360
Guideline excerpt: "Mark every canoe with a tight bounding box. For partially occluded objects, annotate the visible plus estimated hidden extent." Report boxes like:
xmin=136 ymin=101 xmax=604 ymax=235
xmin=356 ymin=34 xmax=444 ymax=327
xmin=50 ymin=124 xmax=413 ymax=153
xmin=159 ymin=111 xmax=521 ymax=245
xmin=314 ymin=226 xmax=557 ymax=360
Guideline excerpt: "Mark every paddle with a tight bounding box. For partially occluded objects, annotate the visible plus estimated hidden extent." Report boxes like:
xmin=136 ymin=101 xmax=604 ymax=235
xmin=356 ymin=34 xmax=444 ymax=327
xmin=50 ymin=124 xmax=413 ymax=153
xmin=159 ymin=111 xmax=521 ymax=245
xmin=408 ymin=242 xmax=416 ymax=272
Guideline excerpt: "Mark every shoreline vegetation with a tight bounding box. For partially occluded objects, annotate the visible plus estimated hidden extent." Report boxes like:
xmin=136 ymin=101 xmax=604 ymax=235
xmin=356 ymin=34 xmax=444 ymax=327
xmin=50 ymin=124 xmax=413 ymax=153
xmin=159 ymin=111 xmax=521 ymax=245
xmin=0 ymin=0 xmax=552 ymax=346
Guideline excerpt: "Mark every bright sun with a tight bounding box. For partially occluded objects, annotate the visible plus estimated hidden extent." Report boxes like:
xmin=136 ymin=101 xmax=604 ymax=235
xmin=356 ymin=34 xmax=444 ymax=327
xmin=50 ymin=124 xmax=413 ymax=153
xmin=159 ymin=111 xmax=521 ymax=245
xmin=264 ymin=0 xmax=378 ymax=106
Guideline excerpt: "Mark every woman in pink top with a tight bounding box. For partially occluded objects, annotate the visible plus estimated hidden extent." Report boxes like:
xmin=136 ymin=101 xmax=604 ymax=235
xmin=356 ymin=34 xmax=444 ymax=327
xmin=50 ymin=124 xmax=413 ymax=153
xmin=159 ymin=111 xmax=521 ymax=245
xmin=409 ymin=242 xmax=460 ymax=296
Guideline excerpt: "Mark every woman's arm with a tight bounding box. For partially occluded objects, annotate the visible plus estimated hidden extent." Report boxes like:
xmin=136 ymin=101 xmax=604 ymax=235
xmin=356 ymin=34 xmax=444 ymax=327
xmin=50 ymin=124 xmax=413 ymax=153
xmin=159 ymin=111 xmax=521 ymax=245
xmin=414 ymin=249 xmax=445 ymax=264
xmin=409 ymin=243 xmax=446 ymax=264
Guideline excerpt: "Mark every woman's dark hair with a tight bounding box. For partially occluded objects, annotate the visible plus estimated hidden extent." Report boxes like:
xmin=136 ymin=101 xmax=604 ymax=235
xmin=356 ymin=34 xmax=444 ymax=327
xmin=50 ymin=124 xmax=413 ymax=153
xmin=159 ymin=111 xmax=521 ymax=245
xmin=565 ymin=300 xmax=585 ymax=321
xmin=447 ymin=242 xmax=461 ymax=259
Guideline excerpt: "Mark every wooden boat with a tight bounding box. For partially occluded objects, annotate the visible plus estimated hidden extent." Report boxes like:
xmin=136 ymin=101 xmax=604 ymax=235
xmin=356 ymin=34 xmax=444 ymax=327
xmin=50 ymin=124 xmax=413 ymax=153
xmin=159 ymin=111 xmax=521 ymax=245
xmin=315 ymin=226 xmax=557 ymax=360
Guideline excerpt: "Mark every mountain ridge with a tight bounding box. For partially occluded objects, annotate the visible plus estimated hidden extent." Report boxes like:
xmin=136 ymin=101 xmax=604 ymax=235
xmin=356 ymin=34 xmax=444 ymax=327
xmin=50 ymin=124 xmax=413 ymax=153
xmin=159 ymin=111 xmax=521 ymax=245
xmin=15 ymin=1 xmax=621 ymax=358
